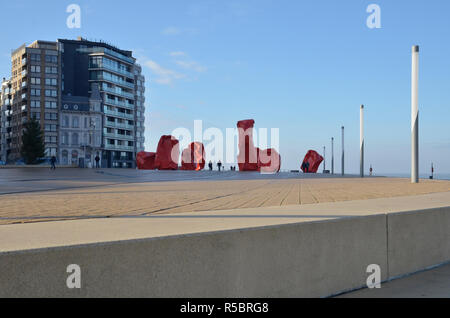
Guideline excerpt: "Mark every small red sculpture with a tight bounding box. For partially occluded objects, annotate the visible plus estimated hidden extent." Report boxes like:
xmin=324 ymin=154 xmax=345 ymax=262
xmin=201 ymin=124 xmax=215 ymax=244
xmin=237 ymin=119 xmax=259 ymax=171
xmin=181 ymin=142 xmax=206 ymax=171
xmin=154 ymin=135 xmax=180 ymax=170
xmin=301 ymin=150 xmax=323 ymax=173
xmin=136 ymin=151 xmax=157 ymax=170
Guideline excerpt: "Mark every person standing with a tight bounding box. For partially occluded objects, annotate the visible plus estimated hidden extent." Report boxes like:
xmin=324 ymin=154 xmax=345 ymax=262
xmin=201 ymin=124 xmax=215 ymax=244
xmin=208 ymin=160 xmax=213 ymax=171
xmin=369 ymin=165 xmax=373 ymax=176
xmin=217 ymin=160 xmax=222 ymax=171
xmin=50 ymin=156 xmax=56 ymax=170
xmin=95 ymin=154 xmax=100 ymax=169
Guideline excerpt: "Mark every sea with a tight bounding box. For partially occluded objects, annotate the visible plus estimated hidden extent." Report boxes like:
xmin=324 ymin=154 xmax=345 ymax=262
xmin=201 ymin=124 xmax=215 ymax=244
xmin=379 ymin=173 xmax=450 ymax=181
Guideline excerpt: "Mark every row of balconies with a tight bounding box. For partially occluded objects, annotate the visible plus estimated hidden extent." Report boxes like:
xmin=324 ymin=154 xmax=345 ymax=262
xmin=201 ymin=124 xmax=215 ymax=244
xmin=104 ymin=108 xmax=134 ymax=119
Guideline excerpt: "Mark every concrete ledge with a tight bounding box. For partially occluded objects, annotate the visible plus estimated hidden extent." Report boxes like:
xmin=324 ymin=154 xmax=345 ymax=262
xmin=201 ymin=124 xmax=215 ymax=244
xmin=0 ymin=215 xmax=387 ymax=298
xmin=388 ymin=207 xmax=450 ymax=278
xmin=0 ymin=192 xmax=449 ymax=297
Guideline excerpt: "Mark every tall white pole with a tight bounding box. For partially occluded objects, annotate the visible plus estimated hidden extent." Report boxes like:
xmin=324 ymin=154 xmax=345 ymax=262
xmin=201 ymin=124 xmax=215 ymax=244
xmin=411 ymin=45 xmax=419 ymax=183
xmin=360 ymin=105 xmax=364 ymax=178
xmin=341 ymin=126 xmax=345 ymax=176
xmin=331 ymin=137 xmax=334 ymax=175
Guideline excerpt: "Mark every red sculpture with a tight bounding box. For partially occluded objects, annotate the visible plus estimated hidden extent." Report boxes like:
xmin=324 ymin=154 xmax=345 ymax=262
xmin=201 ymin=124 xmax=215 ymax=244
xmin=154 ymin=135 xmax=180 ymax=170
xmin=181 ymin=142 xmax=206 ymax=171
xmin=301 ymin=150 xmax=323 ymax=173
xmin=136 ymin=151 xmax=157 ymax=170
xmin=237 ymin=119 xmax=259 ymax=171
xmin=258 ymin=148 xmax=281 ymax=173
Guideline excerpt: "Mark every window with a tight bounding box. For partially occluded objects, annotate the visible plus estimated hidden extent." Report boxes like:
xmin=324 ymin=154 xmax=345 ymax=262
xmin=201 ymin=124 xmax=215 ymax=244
xmin=30 ymin=54 xmax=40 ymax=62
xmin=45 ymin=66 xmax=58 ymax=74
xmin=31 ymin=89 xmax=40 ymax=96
xmin=45 ymin=101 xmax=57 ymax=109
xmin=31 ymin=77 xmax=41 ymax=85
xmin=45 ymin=136 xmax=53 ymax=143
xmin=72 ymin=133 xmax=79 ymax=145
xmin=44 ymin=124 xmax=57 ymax=132
xmin=45 ymin=78 xmax=57 ymax=86
xmin=44 ymin=113 xmax=57 ymax=120
xmin=62 ymin=116 xmax=69 ymax=127
xmin=72 ymin=117 xmax=79 ymax=128
xmin=31 ymin=112 xmax=40 ymax=120
xmin=62 ymin=133 xmax=69 ymax=145
xmin=45 ymin=55 xmax=57 ymax=63
xmin=31 ymin=65 xmax=41 ymax=73
xmin=45 ymin=89 xmax=57 ymax=97
xmin=31 ymin=100 xmax=41 ymax=108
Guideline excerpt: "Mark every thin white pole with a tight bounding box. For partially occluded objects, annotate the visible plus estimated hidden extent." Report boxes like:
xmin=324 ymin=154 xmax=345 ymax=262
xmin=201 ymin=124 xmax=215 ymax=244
xmin=341 ymin=126 xmax=345 ymax=176
xmin=360 ymin=105 xmax=364 ymax=178
xmin=411 ymin=45 xmax=419 ymax=183
xmin=331 ymin=137 xmax=334 ymax=175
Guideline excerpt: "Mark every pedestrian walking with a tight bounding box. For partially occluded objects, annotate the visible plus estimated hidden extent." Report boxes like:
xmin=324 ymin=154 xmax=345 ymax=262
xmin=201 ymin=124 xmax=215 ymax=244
xmin=95 ymin=154 xmax=100 ymax=169
xmin=217 ymin=160 xmax=222 ymax=171
xmin=50 ymin=156 xmax=56 ymax=170
xmin=208 ymin=160 xmax=213 ymax=171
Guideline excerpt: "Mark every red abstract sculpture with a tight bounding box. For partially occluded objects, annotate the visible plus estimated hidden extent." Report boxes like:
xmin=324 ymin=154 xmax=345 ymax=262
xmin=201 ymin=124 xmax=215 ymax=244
xmin=237 ymin=119 xmax=259 ymax=171
xmin=301 ymin=150 xmax=323 ymax=173
xmin=136 ymin=151 xmax=157 ymax=170
xmin=154 ymin=135 xmax=180 ymax=170
xmin=258 ymin=148 xmax=281 ymax=173
xmin=181 ymin=142 xmax=206 ymax=171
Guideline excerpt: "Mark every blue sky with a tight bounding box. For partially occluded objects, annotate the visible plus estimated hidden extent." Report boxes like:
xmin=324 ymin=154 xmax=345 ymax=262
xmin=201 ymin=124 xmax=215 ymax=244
xmin=1 ymin=0 xmax=449 ymax=173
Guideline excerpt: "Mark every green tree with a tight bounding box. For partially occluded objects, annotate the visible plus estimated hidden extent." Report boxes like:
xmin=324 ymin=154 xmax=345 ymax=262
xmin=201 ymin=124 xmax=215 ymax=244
xmin=21 ymin=118 xmax=45 ymax=164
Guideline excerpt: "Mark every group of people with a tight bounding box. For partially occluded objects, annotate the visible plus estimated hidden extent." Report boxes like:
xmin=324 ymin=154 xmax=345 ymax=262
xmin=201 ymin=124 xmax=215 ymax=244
xmin=207 ymin=160 xmax=237 ymax=172
xmin=49 ymin=154 xmax=101 ymax=170
xmin=208 ymin=160 xmax=223 ymax=171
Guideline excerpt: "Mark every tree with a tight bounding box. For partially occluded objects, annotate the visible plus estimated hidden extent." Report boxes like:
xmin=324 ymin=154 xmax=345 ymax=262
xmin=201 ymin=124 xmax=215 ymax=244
xmin=21 ymin=118 xmax=45 ymax=164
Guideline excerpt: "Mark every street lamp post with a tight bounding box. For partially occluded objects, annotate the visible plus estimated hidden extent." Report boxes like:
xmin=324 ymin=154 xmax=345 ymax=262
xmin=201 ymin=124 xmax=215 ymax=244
xmin=341 ymin=126 xmax=345 ymax=176
xmin=331 ymin=137 xmax=334 ymax=175
xmin=411 ymin=45 xmax=419 ymax=183
xmin=360 ymin=105 xmax=364 ymax=178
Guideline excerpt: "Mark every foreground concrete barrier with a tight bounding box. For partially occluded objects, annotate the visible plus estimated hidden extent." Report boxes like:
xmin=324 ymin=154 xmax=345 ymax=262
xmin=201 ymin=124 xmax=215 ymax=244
xmin=387 ymin=207 xmax=450 ymax=278
xmin=0 ymin=215 xmax=387 ymax=298
xmin=1 ymin=203 xmax=449 ymax=297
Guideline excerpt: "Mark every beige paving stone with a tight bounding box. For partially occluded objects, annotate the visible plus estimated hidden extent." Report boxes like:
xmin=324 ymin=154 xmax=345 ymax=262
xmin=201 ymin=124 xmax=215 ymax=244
xmin=0 ymin=176 xmax=449 ymax=225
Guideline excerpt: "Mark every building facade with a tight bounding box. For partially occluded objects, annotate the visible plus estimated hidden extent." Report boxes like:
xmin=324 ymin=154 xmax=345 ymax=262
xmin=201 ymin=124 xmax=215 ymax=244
xmin=0 ymin=78 xmax=12 ymax=162
xmin=8 ymin=41 xmax=60 ymax=161
xmin=1 ymin=38 xmax=146 ymax=167
xmin=59 ymin=84 xmax=103 ymax=167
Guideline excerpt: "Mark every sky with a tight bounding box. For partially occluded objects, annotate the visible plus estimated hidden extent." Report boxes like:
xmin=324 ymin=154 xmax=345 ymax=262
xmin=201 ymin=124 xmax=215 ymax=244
xmin=0 ymin=0 xmax=449 ymax=174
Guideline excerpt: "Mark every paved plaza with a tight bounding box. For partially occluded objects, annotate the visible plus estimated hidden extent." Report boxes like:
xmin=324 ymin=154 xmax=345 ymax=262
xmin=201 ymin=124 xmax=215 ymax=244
xmin=0 ymin=168 xmax=449 ymax=225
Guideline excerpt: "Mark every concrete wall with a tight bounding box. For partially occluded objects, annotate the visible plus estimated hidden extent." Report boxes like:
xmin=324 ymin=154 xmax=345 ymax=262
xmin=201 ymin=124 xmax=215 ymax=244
xmin=0 ymin=215 xmax=387 ymax=298
xmin=1 ymin=207 xmax=449 ymax=297
xmin=387 ymin=207 xmax=450 ymax=278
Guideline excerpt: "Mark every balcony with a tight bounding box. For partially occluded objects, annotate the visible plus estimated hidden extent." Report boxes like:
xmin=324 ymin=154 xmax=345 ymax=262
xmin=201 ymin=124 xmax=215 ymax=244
xmin=93 ymin=74 xmax=135 ymax=89
xmin=21 ymin=70 xmax=27 ymax=77
xmin=104 ymin=108 xmax=134 ymax=119
xmin=105 ymin=143 xmax=134 ymax=151
xmin=21 ymin=93 xmax=27 ymax=100
xmin=102 ymin=85 xmax=135 ymax=100
xmin=22 ymin=58 xmax=27 ymax=65
xmin=21 ymin=105 xmax=27 ymax=112
xmin=21 ymin=82 xmax=27 ymax=89
xmin=104 ymin=121 xmax=134 ymax=130
xmin=103 ymin=132 xmax=134 ymax=140
xmin=104 ymin=98 xmax=134 ymax=109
